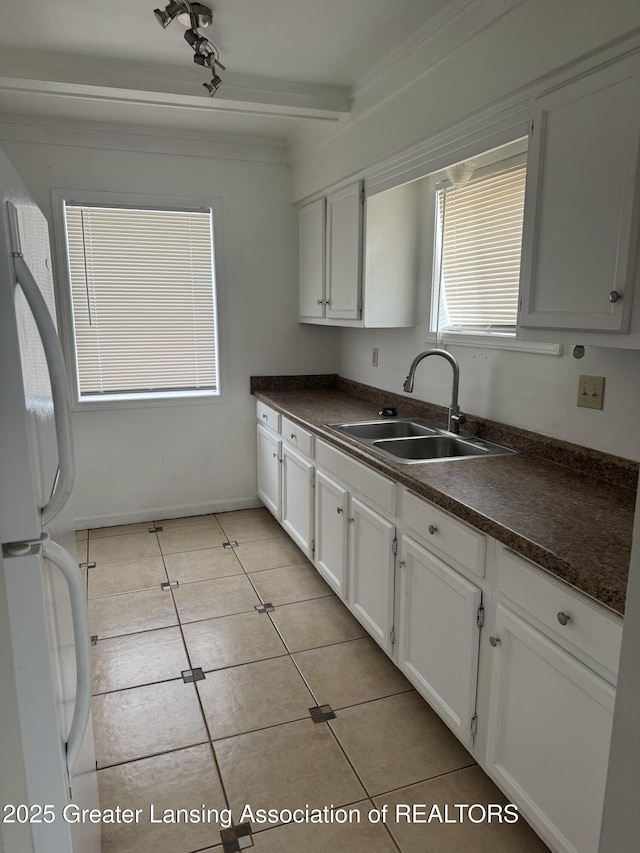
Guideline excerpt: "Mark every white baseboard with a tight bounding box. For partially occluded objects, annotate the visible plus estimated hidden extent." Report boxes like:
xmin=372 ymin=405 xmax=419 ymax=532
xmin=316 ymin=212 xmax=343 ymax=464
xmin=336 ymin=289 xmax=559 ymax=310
xmin=75 ymin=496 xmax=264 ymax=531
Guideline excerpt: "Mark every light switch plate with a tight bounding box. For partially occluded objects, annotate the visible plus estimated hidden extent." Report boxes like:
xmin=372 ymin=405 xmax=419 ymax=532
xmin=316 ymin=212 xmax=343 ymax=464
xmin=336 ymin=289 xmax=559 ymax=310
xmin=577 ymin=375 xmax=605 ymax=410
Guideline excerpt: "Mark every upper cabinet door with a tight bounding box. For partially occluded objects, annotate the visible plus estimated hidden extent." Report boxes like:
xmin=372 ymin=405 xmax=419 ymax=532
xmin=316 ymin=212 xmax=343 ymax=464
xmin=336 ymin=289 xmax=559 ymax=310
xmin=519 ymin=54 xmax=640 ymax=334
xmin=325 ymin=181 xmax=363 ymax=321
xmin=299 ymin=197 xmax=325 ymax=319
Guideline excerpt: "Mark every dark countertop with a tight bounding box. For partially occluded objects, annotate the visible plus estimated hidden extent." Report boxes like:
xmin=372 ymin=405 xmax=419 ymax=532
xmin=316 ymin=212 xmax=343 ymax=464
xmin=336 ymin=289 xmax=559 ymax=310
xmin=253 ymin=384 xmax=636 ymax=616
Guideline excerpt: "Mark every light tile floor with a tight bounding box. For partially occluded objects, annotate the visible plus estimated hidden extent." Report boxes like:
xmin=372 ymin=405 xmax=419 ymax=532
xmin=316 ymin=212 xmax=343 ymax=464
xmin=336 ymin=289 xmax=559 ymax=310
xmin=78 ymin=507 xmax=549 ymax=853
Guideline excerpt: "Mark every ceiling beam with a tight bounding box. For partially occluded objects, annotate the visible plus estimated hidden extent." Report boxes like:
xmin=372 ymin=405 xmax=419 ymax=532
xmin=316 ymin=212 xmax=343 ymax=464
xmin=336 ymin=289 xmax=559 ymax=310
xmin=0 ymin=49 xmax=351 ymax=121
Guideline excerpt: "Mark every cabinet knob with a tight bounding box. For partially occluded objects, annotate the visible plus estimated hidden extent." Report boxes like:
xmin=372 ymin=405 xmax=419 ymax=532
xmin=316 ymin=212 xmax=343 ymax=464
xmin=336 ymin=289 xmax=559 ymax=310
xmin=608 ymin=290 xmax=622 ymax=303
xmin=336 ymin=507 xmax=343 ymax=514
xmin=557 ymin=611 xmax=570 ymax=626
xmin=489 ymin=636 xmax=501 ymax=647
xmin=262 ymin=413 xmax=268 ymax=419
xmin=272 ymin=452 xmax=277 ymax=458
xmin=347 ymin=517 xmax=355 ymax=524
xmin=317 ymin=298 xmax=323 ymax=305
xmin=290 ymin=433 xmax=297 ymax=440
xmin=428 ymin=524 xmax=438 ymax=535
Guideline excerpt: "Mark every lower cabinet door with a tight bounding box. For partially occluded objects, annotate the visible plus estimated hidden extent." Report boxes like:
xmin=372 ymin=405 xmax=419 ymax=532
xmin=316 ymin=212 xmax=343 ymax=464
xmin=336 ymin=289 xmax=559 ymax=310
xmin=256 ymin=424 xmax=281 ymax=519
xmin=281 ymin=444 xmax=314 ymax=558
xmin=314 ymin=470 xmax=348 ymax=598
xmin=486 ymin=604 xmax=616 ymax=853
xmin=398 ymin=535 xmax=482 ymax=746
xmin=348 ymin=496 xmax=395 ymax=652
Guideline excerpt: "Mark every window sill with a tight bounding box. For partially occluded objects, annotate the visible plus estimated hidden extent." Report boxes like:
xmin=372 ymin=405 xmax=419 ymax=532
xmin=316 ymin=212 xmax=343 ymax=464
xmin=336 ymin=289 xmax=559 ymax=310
xmin=72 ymin=389 xmax=225 ymax=412
xmin=424 ymin=331 xmax=562 ymax=356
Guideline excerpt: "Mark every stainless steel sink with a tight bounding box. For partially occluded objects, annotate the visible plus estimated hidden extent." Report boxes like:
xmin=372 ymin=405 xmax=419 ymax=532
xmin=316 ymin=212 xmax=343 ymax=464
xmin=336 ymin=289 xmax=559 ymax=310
xmin=331 ymin=419 xmax=437 ymax=441
xmin=329 ymin=419 xmax=516 ymax=464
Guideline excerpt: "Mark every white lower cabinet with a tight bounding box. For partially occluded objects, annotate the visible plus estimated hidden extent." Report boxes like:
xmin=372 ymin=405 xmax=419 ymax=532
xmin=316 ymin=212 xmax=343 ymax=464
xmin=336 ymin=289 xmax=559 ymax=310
xmin=314 ymin=439 xmax=397 ymax=653
xmin=281 ymin=443 xmax=314 ymax=558
xmin=486 ymin=603 xmax=616 ymax=853
xmin=256 ymin=405 xmax=315 ymax=559
xmin=313 ymin=474 xmax=396 ymax=654
xmin=256 ymin=423 xmax=281 ymax=519
xmin=348 ymin=496 xmax=396 ymax=653
xmin=314 ymin=470 xmax=348 ymax=597
xmin=398 ymin=535 xmax=482 ymax=747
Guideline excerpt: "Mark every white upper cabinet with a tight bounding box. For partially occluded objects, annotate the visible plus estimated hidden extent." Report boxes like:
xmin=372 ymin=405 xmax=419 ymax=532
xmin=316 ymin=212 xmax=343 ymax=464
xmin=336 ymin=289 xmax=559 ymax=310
xmin=518 ymin=53 xmax=640 ymax=347
xmin=298 ymin=179 xmax=418 ymax=327
xmin=298 ymin=197 xmax=325 ymax=320
xmin=325 ymin=182 xmax=363 ymax=321
xmin=299 ymin=182 xmax=362 ymax=323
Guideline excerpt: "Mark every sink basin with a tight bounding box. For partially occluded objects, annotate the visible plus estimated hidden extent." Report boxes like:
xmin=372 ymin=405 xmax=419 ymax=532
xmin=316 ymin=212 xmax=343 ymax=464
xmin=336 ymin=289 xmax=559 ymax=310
xmin=329 ymin=418 xmax=516 ymax=464
xmin=330 ymin=419 xmax=437 ymax=440
xmin=373 ymin=435 xmax=496 ymax=461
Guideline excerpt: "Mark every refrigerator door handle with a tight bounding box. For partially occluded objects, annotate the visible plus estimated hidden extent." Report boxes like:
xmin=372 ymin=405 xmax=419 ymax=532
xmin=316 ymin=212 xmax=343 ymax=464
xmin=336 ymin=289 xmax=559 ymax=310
xmin=12 ymin=253 xmax=75 ymax=526
xmin=41 ymin=536 xmax=92 ymax=775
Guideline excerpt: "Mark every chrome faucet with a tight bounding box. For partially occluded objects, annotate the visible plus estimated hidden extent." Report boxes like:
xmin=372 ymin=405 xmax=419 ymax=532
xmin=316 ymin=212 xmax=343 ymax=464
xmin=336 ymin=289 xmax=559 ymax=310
xmin=402 ymin=349 xmax=466 ymax=434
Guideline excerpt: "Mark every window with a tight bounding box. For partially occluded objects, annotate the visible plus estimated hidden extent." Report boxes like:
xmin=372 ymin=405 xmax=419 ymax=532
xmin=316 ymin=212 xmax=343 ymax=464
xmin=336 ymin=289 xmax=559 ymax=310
xmin=61 ymin=201 xmax=219 ymax=402
xmin=432 ymin=162 xmax=526 ymax=339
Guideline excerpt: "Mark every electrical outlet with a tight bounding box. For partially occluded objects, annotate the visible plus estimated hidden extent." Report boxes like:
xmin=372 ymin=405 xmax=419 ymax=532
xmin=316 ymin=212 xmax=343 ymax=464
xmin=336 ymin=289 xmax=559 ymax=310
xmin=372 ymin=347 xmax=379 ymax=367
xmin=577 ymin=375 xmax=605 ymax=410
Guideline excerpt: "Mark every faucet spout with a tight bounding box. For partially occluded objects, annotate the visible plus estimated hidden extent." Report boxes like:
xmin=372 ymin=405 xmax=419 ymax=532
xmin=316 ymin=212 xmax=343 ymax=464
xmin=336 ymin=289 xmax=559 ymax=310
xmin=401 ymin=349 xmax=466 ymax=434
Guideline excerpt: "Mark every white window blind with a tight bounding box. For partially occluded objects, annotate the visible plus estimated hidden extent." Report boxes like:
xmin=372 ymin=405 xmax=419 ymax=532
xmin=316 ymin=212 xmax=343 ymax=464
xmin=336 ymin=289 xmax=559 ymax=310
xmin=63 ymin=204 xmax=218 ymax=398
xmin=435 ymin=163 xmax=526 ymax=332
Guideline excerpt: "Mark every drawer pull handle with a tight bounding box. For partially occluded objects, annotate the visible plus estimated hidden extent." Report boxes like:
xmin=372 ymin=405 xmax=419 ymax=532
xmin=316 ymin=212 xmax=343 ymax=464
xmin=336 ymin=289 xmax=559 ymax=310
xmin=290 ymin=433 xmax=297 ymax=440
xmin=428 ymin=524 xmax=438 ymax=535
xmin=336 ymin=507 xmax=343 ymax=514
xmin=489 ymin=636 xmax=501 ymax=647
xmin=557 ymin=611 xmax=570 ymax=626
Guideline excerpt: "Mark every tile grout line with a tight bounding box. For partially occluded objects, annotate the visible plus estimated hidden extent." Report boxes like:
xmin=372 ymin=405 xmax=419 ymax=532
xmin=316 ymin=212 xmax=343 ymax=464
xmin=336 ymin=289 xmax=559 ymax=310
xmin=166 ymin=523 xmax=235 ymax=817
xmin=95 ymin=739 xmax=212 ymax=773
xmin=181 ymin=513 xmax=262 ymax=816
xmin=371 ymin=761 xmax=479 ymax=801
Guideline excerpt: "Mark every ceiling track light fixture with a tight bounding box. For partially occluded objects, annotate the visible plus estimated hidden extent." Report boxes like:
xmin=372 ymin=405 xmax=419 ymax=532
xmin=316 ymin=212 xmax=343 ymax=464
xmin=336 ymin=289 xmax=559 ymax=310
xmin=153 ymin=1 xmax=224 ymax=96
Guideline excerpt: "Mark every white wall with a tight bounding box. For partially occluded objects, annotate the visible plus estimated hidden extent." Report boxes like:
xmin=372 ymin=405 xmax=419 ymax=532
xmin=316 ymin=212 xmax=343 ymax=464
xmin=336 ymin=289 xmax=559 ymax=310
xmin=1 ymin=138 xmax=339 ymax=526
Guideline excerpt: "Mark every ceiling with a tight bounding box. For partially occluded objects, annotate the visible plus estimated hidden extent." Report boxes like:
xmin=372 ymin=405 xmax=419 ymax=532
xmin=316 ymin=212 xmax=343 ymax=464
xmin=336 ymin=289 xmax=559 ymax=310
xmin=0 ymin=0 xmax=457 ymax=145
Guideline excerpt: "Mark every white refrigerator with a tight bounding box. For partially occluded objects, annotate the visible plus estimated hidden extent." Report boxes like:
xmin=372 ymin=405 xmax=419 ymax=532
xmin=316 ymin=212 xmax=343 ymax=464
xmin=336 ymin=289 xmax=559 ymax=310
xmin=0 ymin=146 xmax=100 ymax=853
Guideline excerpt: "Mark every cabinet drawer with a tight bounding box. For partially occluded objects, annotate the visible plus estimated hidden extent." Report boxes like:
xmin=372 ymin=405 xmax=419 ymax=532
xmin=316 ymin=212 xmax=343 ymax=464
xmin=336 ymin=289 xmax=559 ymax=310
xmin=256 ymin=401 xmax=280 ymax=432
xmin=316 ymin=440 xmax=395 ymax=514
xmin=497 ymin=547 xmax=622 ymax=679
xmin=403 ymin=490 xmax=485 ymax=578
xmin=281 ymin=416 xmax=314 ymax=457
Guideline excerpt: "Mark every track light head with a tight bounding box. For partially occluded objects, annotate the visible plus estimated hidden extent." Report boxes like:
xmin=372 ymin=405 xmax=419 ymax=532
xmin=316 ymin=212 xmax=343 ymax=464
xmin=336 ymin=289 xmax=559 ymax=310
xmin=184 ymin=28 xmax=210 ymax=53
xmin=203 ymin=74 xmax=223 ymax=96
xmin=153 ymin=1 xmax=182 ymax=28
